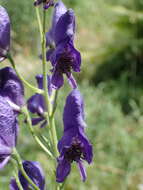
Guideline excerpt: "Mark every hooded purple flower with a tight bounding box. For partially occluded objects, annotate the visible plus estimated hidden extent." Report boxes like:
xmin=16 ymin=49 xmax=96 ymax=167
xmin=0 ymin=67 xmax=24 ymax=169
xmin=27 ymin=74 xmax=51 ymax=128
xmin=56 ymin=89 xmax=93 ymax=183
xmin=0 ymin=67 xmax=24 ymax=107
xmin=46 ymin=1 xmax=81 ymax=89
xmin=34 ymin=0 xmax=54 ymax=9
xmin=10 ymin=160 xmax=45 ymax=190
xmin=0 ymin=96 xmax=18 ymax=169
xmin=0 ymin=6 xmax=10 ymax=62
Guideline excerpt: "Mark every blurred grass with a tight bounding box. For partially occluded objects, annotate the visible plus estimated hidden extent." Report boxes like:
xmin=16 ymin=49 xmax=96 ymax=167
xmin=0 ymin=0 xmax=143 ymax=189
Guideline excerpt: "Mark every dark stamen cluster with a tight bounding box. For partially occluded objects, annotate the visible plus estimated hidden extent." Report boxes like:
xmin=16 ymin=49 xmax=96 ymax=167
xmin=58 ymin=53 xmax=73 ymax=73
xmin=65 ymin=137 xmax=84 ymax=163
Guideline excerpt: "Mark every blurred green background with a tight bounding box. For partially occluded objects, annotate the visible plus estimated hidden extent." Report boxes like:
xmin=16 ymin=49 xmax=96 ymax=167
xmin=0 ymin=0 xmax=143 ymax=189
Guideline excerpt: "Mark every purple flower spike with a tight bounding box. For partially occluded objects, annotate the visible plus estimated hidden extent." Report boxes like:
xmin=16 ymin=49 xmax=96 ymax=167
xmin=10 ymin=161 xmax=45 ymax=190
xmin=0 ymin=96 xmax=18 ymax=169
xmin=0 ymin=67 xmax=24 ymax=107
xmin=34 ymin=0 xmax=54 ymax=10
xmin=56 ymin=89 xmax=93 ymax=183
xmin=0 ymin=6 xmax=10 ymax=62
xmin=46 ymin=1 xmax=81 ymax=89
xmin=27 ymin=74 xmax=51 ymax=127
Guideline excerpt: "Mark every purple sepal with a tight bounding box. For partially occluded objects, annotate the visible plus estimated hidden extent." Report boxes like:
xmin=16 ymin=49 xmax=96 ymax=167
xmin=50 ymin=41 xmax=81 ymax=89
xmin=9 ymin=178 xmax=19 ymax=190
xmin=27 ymin=74 xmax=52 ymax=127
xmin=0 ymin=67 xmax=24 ymax=107
xmin=34 ymin=0 xmax=54 ymax=10
xmin=56 ymin=90 xmax=93 ymax=183
xmin=0 ymin=6 xmax=10 ymax=62
xmin=0 ymin=95 xmax=18 ymax=169
xmin=54 ymin=9 xmax=75 ymax=46
xmin=10 ymin=161 xmax=45 ymax=190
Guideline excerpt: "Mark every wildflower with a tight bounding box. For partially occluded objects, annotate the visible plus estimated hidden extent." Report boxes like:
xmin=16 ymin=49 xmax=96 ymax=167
xmin=46 ymin=1 xmax=81 ymax=89
xmin=0 ymin=67 xmax=24 ymax=169
xmin=27 ymin=74 xmax=51 ymax=127
xmin=0 ymin=6 xmax=10 ymax=62
xmin=0 ymin=67 xmax=24 ymax=108
xmin=56 ymin=89 xmax=93 ymax=183
xmin=34 ymin=0 xmax=54 ymax=9
xmin=0 ymin=96 xmax=18 ymax=169
xmin=10 ymin=161 xmax=45 ymax=190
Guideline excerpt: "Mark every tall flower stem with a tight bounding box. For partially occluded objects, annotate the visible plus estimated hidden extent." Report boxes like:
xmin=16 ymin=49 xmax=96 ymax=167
xmin=42 ymin=10 xmax=51 ymax=116
xmin=41 ymin=9 xmax=58 ymax=158
xmin=12 ymin=148 xmax=40 ymax=190
xmin=22 ymin=106 xmax=54 ymax=159
xmin=35 ymin=7 xmax=43 ymax=40
xmin=7 ymin=53 xmax=43 ymax=94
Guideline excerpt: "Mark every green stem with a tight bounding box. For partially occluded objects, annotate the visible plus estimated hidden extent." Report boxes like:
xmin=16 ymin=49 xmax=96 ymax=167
xmin=12 ymin=148 xmax=40 ymax=190
xmin=50 ymin=117 xmax=59 ymax=157
xmin=35 ymin=7 xmax=43 ymax=40
xmin=11 ymin=160 xmax=24 ymax=190
xmin=7 ymin=53 xmax=43 ymax=94
xmin=41 ymin=10 xmax=58 ymax=157
xmin=13 ymin=172 xmax=24 ymax=190
xmin=22 ymin=106 xmax=54 ymax=159
xmin=42 ymin=10 xmax=52 ymax=116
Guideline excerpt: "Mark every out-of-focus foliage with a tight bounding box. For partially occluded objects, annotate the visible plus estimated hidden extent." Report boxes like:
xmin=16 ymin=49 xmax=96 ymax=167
xmin=1 ymin=83 xmax=143 ymax=190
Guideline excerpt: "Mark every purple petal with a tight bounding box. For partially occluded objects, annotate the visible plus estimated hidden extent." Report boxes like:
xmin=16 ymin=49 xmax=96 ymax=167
xmin=0 ymin=155 xmax=10 ymax=170
xmin=79 ymin=134 xmax=93 ymax=164
xmin=34 ymin=0 xmax=43 ymax=6
xmin=19 ymin=161 xmax=45 ymax=190
xmin=51 ymin=0 xmax=67 ymax=37
xmin=9 ymin=178 xmax=19 ymax=190
xmin=0 ymin=6 xmax=10 ymax=61
xmin=46 ymin=0 xmax=67 ymax=46
xmin=0 ymin=67 xmax=24 ymax=106
xmin=27 ymin=94 xmax=45 ymax=115
xmin=46 ymin=48 xmax=54 ymax=61
xmin=63 ymin=89 xmax=85 ymax=131
xmin=46 ymin=30 xmax=53 ymax=47
xmin=0 ymin=96 xmax=17 ymax=148
xmin=36 ymin=74 xmax=44 ymax=89
xmin=36 ymin=74 xmax=52 ymax=95
xmin=77 ymin=161 xmax=87 ymax=182
xmin=66 ymin=72 xmax=77 ymax=89
xmin=51 ymin=70 xmax=64 ymax=89
xmin=54 ymin=9 xmax=75 ymax=45
xmin=56 ymin=157 xmax=71 ymax=183
xmin=43 ymin=0 xmax=54 ymax=9
xmin=67 ymin=42 xmax=81 ymax=72
xmin=50 ymin=41 xmax=81 ymax=78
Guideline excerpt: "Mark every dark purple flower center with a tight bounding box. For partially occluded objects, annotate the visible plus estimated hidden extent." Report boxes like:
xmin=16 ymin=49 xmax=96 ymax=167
xmin=64 ymin=137 xmax=84 ymax=163
xmin=57 ymin=53 xmax=74 ymax=73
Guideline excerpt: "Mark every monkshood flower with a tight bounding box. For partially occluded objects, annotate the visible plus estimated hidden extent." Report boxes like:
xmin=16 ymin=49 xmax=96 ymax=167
xmin=0 ymin=67 xmax=24 ymax=169
xmin=27 ymin=74 xmax=51 ymax=128
xmin=34 ymin=0 xmax=54 ymax=9
xmin=10 ymin=161 xmax=45 ymax=190
xmin=0 ymin=95 xmax=18 ymax=169
xmin=46 ymin=0 xmax=81 ymax=89
xmin=56 ymin=89 xmax=93 ymax=183
xmin=0 ymin=67 xmax=24 ymax=108
xmin=0 ymin=6 xmax=10 ymax=62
